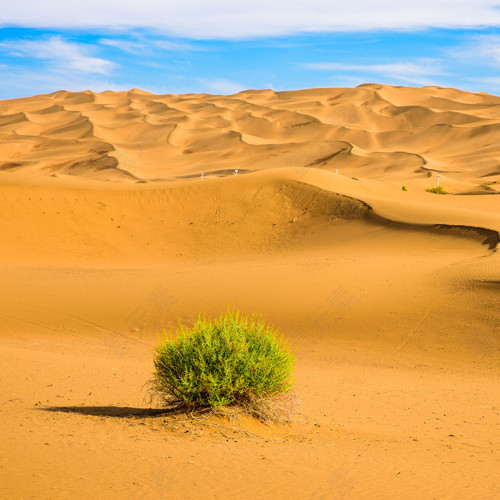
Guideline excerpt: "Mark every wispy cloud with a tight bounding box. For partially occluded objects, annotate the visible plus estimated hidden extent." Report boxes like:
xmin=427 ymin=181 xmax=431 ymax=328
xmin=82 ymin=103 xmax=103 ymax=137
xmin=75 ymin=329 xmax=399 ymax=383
xmin=197 ymin=78 xmax=246 ymax=95
xmin=0 ymin=66 xmax=131 ymax=98
xmin=0 ymin=35 xmax=115 ymax=74
xmin=470 ymin=76 xmax=500 ymax=84
xmin=451 ymin=34 xmax=500 ymax=66
xmin=0 ymin=35 xmax=125 ymax=98
xmin=462 ymin=75 xmax=500 ymax=95
xmin=99 ymin=38 xmax=200 ymax=55
xmin=153 ymin=40 xmax=201 ymax=51
xmin=303 ymin=60 xmax=448 ymax=86
xmin=475 ymin=35 xmax=500 ymax=64
xmin=2 ymin=1 xmax=500 ymax=39
xmin=99 ymin=38 xmax=147 ymax=55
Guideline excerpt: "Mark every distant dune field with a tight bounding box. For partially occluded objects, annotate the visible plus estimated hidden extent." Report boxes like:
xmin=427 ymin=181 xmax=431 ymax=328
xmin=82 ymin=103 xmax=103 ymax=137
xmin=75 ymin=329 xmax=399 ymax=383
xmin=0 ymin=85 xmax=498 ymax=499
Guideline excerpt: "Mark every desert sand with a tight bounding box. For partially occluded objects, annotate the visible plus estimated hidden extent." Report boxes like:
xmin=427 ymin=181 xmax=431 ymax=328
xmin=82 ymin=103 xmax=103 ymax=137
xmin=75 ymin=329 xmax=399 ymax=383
xmin=0 ymin=84 xmax=498 ymax=499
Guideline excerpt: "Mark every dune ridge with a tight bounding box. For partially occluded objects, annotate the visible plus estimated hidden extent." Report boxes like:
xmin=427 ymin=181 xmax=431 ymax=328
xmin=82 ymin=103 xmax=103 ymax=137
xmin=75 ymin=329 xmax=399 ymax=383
xmin=0 ymin=84 xmax=499 ymax=194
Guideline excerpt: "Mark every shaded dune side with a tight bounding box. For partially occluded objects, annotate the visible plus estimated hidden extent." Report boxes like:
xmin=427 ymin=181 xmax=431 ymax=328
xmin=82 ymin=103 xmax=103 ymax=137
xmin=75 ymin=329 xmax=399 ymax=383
xmin=0 ymin=85 xmax=499 ymax=191
xmin=0 ymin=173 xmax=495 ymax=267
xmin=290 ymin=179 xmax=500 ymax=250
xmin=367 ymin=212 xmax=500 ymax=251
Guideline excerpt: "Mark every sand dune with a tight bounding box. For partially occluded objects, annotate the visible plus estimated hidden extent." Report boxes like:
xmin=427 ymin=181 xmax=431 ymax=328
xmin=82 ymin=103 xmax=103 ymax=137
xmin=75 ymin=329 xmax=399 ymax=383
xmin=0 ymin=85 xmax=498 ymax=499
xmin=1 ymin=84 xmax=500 ymax=190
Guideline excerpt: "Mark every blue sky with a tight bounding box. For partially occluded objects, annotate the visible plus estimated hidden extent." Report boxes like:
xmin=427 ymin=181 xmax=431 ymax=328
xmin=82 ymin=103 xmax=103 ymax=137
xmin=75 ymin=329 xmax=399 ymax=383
xmin=1 ymin=1 xmax=500 ymax=98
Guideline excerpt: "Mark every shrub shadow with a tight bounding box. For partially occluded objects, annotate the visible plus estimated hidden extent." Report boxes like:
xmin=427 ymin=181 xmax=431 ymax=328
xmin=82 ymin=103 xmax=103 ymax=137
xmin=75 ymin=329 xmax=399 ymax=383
xmin=42 ymin=405 xmax=185 ymax=418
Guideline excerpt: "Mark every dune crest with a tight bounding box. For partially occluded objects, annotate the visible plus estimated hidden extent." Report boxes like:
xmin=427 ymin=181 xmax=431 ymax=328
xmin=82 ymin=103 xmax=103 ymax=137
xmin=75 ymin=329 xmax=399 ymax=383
xmin=0 ymin=84 xmax=499 ymax=193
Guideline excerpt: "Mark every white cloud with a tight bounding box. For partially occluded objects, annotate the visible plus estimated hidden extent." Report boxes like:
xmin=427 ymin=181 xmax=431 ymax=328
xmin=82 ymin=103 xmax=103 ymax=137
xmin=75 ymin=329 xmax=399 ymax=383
xmin=0 ymin=66 xmax=131 ymax=99
xmin=477 ymin=36 xmax=500 ymax=64
xmin=303 ymin=60 xmax=448 ymax=86
xmin=470 ymin=76 xmax=500 ymax=84
xmin=0 ymin=36 xmax=115 ymax=74
xmin=99 ymin=38 xmax=199 ymax=54
xmin=99 ymin=38 xmax=147 ymax=55
xmin=328 ymin=75 xmax=369 ymax=88
xmin=2 ymin=1 xmax=500 ymax=39
xmin=197 ymin=78 xmax=246 ymax=94
xmin=153 ymin=40 xmax=200 ymax=51
xmin=463 ymin=75 xmax=500 ymax=93
xmin=452 ymin=34 xmax=500 ymax=66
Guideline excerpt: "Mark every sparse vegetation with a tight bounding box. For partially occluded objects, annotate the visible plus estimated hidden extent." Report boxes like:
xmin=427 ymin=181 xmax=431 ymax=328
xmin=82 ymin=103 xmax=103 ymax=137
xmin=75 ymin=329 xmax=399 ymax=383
xmin=487 ymin=180 xmax=498 ymax=185
xmin=426 ymin=186 xmax=449 ymax=194
xmin=151 ymin=310 xmax=296 ymax=421
xmin=402 ymin=185 xmax=408 ymax=191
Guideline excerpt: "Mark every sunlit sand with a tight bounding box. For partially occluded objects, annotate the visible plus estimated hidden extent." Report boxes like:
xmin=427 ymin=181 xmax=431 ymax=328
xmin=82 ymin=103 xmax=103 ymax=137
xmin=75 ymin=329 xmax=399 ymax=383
xmin=0 ymin=84 xmax=498 ymax=498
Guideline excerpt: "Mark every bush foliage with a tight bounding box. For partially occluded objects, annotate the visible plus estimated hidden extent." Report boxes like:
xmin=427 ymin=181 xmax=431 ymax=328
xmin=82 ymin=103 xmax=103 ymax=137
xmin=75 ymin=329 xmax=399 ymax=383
xmin=426 ymin=186 xmax=449 ymax=194
xmin=152 ymin=311 xmax=295 ymax=413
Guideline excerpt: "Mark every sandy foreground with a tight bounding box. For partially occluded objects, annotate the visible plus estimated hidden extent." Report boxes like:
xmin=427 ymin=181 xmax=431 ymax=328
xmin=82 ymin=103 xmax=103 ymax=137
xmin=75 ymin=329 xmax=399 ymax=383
xmin=0 ymin=84 xmax=498 ymax=499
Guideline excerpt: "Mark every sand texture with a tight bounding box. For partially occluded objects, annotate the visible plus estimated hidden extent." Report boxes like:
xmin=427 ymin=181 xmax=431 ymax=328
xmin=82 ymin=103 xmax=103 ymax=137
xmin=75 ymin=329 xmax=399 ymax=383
xmin=0 ymin=84 xmax=499 ymax=499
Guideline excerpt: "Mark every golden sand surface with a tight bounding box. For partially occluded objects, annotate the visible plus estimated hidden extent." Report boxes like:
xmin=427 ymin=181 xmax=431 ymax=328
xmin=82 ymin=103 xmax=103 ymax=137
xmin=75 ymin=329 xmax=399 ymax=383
xmin=0 ymin=84 xmax=498 ymax=499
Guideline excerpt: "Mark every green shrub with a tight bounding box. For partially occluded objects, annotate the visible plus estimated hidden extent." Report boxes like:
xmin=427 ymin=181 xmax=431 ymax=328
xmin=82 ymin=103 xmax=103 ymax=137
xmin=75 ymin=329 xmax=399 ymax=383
xmin=151 ymin=311 xmax=295 ymax=419
xmin=402 ymin=185 xmax=408 ymax=191
xmin=425 ymin=186 xmax=448 ymax=194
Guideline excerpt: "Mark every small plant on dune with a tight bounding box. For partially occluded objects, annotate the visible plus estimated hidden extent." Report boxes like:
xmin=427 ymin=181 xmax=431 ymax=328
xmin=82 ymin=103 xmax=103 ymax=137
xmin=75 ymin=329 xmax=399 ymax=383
xmin=402 ymin=185 xmax=408 ymax=191
xmin=150 ymin=310 xmax=296 ymax=422
xmin=425 ymin=186 xmax=449 ymax=195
